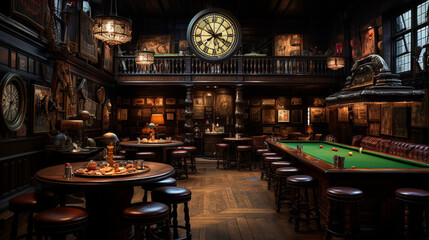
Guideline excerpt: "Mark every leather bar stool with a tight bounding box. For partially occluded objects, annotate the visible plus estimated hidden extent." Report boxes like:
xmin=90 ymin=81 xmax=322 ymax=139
xmin=170 ymin=150 xmax=189 ymax=179
xmin=236 ymin=145 xmax=253 ymax=171
xmin=119 ymin=150 xmax=127 ymax=156
xmin=141 ymin=177 xmax=177 ymax=202
xmin=9 ymin=191 xmax=58 ymax=240
xmin=268 ymin=159 xmax=291 ymax=191
xmin=261 ymin=152 xmax=278 ymax=179
xmin=256 ymin=148 xmax=270 ymax=179
xmin=152 ymin=187 xmax=192 ymax=240
xmin=136 ymin=151 xmax=156 ymax=161
xmin=275 ymin=167 xmax=300 ymax=213
xmin=178 ymin=146 xmax=197 ymax=173
xmin=123 ymin=202 xmax=171 ymax=240
xmin=395 ymin=188 xmax=429 ymax=239
xmin=286 ymin=175 xmax=321 ymax=232
xmin=325 ymin=186 xmax=363 ymax=240
xmin=34 ymin=207 xmax=88 ymax=240
xmin=216 ymin=143 xmax=230 ymax=169
xmin=113 ymin=155 xmax=126 ymax=160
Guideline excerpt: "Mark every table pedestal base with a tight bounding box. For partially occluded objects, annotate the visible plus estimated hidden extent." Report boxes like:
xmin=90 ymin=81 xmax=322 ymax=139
xmin=85 ymin=186 xmax=134 ymax=240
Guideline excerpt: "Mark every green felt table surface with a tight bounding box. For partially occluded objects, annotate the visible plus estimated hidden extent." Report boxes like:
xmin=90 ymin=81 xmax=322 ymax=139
xmin=281 ymin=142 xmax=429 ymax=169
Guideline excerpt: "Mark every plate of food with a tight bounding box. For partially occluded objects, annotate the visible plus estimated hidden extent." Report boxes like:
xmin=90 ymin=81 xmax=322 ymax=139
xmin=73 ymin=160 xmax=150 ymax=177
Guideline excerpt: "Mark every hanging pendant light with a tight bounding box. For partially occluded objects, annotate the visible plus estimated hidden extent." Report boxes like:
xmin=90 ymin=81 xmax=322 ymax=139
xmin=135 ymin=49 xmax=155 ymax=65
xmin=93 ymin=0 xmax=132 ymax=45
xmin=327 ymin=57 xmax=345 ymax=70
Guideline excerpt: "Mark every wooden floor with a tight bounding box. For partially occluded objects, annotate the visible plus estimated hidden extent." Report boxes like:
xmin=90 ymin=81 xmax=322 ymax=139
xmin=1 ymin=158 xmax=324 ymax=240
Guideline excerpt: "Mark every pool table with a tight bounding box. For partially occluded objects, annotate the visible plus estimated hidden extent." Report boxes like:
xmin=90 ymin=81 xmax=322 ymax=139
xmin=266 ymin=140 xmax=429 ymax=237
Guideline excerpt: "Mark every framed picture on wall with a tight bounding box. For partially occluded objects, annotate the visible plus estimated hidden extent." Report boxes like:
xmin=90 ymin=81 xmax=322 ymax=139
xmin=133 ymin=98 xmax=145 ymax=106
xmin=204 ymin=94 xmax=213 ymax=106
xmin=12 ymin=0 xmax=44 ymax=31
xmin=381 ymin=104 xmax=393 ymax=136
xmin=194 ymin=97 xmax=204 ymax=106
xmin=291 ymin=109 xmax=302 ymax=123
xmin=250 ymin=107 xmax=261 ymax=122
xmin=291 ymin=98 xmax=302 ymax=105
xmin=262 ymin=109 xmax=276 ymax=124
xmin=138 ymin=34 xmax=174 ymax=54
xmin=79 ymin=11 xmax=98 ymax=62
xmin=193 ymin=106 xmax=204 ymax=119
xmin=393 ymin=107 xmax=408 ymax=138
xmin=166 ymin=98 xmax=176 ymax=105
xmin=33 ymin=84 xmax=51 ymax=133
xmin=276 ymin=97 xmax=286 ymax=109
xmin=155 ymin=97 xmax=163 ymax=106
xmin=368 ymin=104 xmax=381 ymax=121
xmin=146 ymin=98 xmax=154 ymax=106
xmin=277 ymin=110 xmax=290 ymax=123
xmin=166 ymin=112 xmax=175 ymax=121
xmin=310 ymin=107 xmax=326 ymax=123
xmin=262 ymin=98 xmax=275 ymax=106
xmin=353 ymin=105 xmax=368 ymax=126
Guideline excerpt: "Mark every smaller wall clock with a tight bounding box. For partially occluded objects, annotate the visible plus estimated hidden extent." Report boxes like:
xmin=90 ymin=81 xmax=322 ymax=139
xmin=187 ymin=8 xmax=242 ymax=62
xmin=0 ymin=73 xmax=27 ymax=131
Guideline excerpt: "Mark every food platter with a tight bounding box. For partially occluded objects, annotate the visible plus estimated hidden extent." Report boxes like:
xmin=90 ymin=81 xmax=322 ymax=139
xmin=73 ymin=166 xmax=150 ymax=177
xmin=140 ymin=139 xmax=172 ymax=144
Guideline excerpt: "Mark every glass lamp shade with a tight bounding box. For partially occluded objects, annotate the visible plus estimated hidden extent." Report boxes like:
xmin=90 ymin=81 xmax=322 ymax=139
xmin=102 ymin=132 xmax=119 ymax=145
xmin=135 ymin=50 xmax=155 ymax=65
xmin=93 ymin=15 xmax=132 ymax=45
xmin=327 ymin=57 xmax=345 ymax=70
xmin=150 ymin=114 xmax=165 ymax=125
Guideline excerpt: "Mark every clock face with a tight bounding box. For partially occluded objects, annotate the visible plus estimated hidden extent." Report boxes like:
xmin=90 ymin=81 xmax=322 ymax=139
xmin=0 ymin=73 xmax=27 ymax=131
xmin=187 ymin=9 xmax=241 ymax=62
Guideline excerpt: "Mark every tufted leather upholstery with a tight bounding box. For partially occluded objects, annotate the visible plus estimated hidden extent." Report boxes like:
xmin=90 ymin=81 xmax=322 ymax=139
xmin=356 ymin=135 xmax=429 ymax=163
xmin=351 ymin=135 xmax=364 ymax=147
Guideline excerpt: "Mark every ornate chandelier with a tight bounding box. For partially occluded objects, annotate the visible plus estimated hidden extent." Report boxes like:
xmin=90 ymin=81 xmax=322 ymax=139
xmin=93 ymin=0 xmax=132 ymax=45
xmin=327 ymin=57 xmax=345 ymax=70
xmin=135 ymin=49 xmax=155 ymax=65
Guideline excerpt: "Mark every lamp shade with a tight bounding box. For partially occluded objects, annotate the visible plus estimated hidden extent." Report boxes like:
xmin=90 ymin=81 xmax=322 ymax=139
xmin=327 ymin=57 xmax=345 ymax=70
xmin=150 ymin=114 xmax=165 ymax=125
xmin=93 ymin=15 xmax=132 ymax=45
xmin=135 ymin=49 xmax=155 ymax=65
xmin=101 ymin=132 xmax=119 ymax=145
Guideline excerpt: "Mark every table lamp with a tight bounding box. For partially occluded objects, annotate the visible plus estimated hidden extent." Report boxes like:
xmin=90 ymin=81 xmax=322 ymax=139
xmin=150 ymin=114 xmax=164 ymax=140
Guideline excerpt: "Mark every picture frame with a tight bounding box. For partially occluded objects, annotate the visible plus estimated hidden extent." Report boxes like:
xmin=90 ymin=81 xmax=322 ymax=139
xmin=11 ymin=0 xmax=44 ymax=31
xmin=146 ymin=98 xmax=154 ymax=106
xmin=262 ymin=109 xmax=276 ymax=124
xmin=33 ymin=84 xmax=51 ymax=133
xmin=193 ymin=97 xmax=204 ymax=106
xmin=250 ymin=107 xmax=261 ymax=122
xmin=205 ymin=106 xmax=213 ymax=119
xmin=262 ymin=98 xmax=276 ymax=106
xmin=204 ymin=94 xmax=213 ymax=106
xmin=276 ymin=97 xmax=287 ymax=109
xmin=155 ymin=97 xmax=163 ymax=106
xmin=368 ymin=104 xmax=381 ymax=121
xmin=193 ymin=106 xmax=204 ymax=119
xmin=166 ymin=98 xmax=176 ymax=105
xmin=79 ymin=11 xmax=98 ymax=62
xmin=103 ymin=44 xmax=114 ymax=73
xmin=215 ymin=94 xmax=233 ymax=119
xmin=337 ymin=107 xmax=349 ymax=122
xmin=166 ymin=112 xmax=175 ymax=121
xmin=369 ymin=123 xmax=380 ymax=136
xmin=353 ymin=105 xmax=368 ymax=126
xmin=278 ymin=110 xmax=290 ymax=123
xmin=18 ymin=54 xmax=27 ymax=71
xmin=310 ymin=107 xmax=326 ymax=123
xmin=251 ymin=98 xmax=261 ymax=106
xmin=381 ymin=104 xmax=393 ymax=136
xmin=274 ymin=34 xmax=302 ymax=56
xmin=393 ymin=107 xmax=408 ymax=138
xmin=138 ymin=34 xmax=174 ymax=54
xmin=133 ymin=98 xmax=145 ymax=106
xmin=291 ymin=109 xmax=302 ymax=123
xmin=120 ymin=109 xmax=128 ymax=121
xmin=291 ymin=97 xmax=302 ymax=105
xmin=313 ymin=98 xmax=325 ymax=107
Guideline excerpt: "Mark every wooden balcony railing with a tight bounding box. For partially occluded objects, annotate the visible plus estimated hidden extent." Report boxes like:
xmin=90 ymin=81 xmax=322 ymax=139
xmin=116 ymin=55 xmax=345 ymax=77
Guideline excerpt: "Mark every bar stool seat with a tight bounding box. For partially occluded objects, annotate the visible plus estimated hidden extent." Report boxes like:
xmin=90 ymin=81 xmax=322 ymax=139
xmin=119 ymin=150 xmax=127 ymax=156
xmin=152 ymin=187 xmax=192 ymax=240
xmin=113 ymin=155 xmax=126 ymax=160
xmin=237 ymin=145 xmax=252 ymax=171
xmin=170 ymin=150 xmax=189 ymax=179
xmin=216 ymin=143 xmax=230 ymax=169
xmin=275 ymin=167 xmax=300 ymax=213
xmin=265 ymin=157 xmax=286 ymax=190
xmin=325 ymin=187 xmax=363 ymax=240
xmin=136 ymin=151 xmax=156 ymax=160
xmin=141 ymin=177 xmax=177 ymax=202
xmin=123 ymin=202 xmax=171 ymax=240
xmin=178 ymin=146 xmax=197 ymax=173
xmin=286 ymin=175 xmax=321 ymax=232
xmin=257 ymin=148 xmax=270 ymax=154
xmin=395 ymin=188 xmax=429 ymax=239
xmin=35 ymin=207 xmax=88 ymax=239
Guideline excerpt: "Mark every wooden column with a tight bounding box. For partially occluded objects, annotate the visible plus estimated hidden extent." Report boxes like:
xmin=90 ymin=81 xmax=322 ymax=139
xmin=184 ymin=85 xmax=194 ymax=145
xmin=235 ymin=85 xmax=244 ymax=134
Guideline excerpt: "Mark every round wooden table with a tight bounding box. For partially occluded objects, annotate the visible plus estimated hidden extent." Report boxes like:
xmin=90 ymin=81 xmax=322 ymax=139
xmin=120 ymin=140 xmax=183 ymax=162
xmin=35 ymin=161 xmax=175 ymax=240
xmin=223 ymin=137 xmax=253 ymax=164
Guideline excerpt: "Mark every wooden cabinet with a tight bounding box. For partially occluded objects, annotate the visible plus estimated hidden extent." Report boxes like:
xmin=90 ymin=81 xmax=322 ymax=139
xmin=203 ymin=133 xmax=227 ymax=157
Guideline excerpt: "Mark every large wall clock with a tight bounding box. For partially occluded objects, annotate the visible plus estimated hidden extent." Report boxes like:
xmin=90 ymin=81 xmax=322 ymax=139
xmin=0 ymin=73 xmax=27 ymax=131
xmin=187 ymin=8 xmax=241 ymax=62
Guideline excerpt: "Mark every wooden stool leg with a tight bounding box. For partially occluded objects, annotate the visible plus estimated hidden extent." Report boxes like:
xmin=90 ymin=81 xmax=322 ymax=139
xmin=10 ymin=212 xmax=19 ymax=240
xmin=345 ymin=206 xmax=351 ymax=239
xmin=172 ymin=203 xmax=179 ymax=239
xmin=295 ymin=188 xmax=301 ymax=231
xmin=304 ymin=188 xmax=310 ymax=223
xmin=313 ymin=186 xmax=322 ymax=231
xmin=404 ymin=203 xmax=410 ymax=237
xmin=146 ymin=224 xmax=153 ymax=240
xmin=26 ymin=213 xmax=34 ymax=240
xmin=325 ymin=201 xmax=332 ymax=240
xmin=216 ymin=150 xmax=220 ymax=169
xmin=184 ymin=202 xmax=191 ymax=238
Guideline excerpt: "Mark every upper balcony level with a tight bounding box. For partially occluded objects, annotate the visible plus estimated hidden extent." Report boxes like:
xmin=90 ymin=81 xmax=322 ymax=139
xmin=116 ymin=55 xmax=346 ymax=86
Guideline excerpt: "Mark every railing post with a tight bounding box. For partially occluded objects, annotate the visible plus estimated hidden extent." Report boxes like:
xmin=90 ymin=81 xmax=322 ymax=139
xmin=237 ymin=56 xmax=243 ymax=74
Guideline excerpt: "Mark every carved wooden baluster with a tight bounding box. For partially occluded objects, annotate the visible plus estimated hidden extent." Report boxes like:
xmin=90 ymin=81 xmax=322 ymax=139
xmin=235 ymin=85 xmax=244 ymax=134
xmin=184 ymin=86 xmax=194 ymax=145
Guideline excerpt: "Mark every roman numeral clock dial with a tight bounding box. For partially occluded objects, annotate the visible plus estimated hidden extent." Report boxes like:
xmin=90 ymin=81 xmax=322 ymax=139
xmin=0 ymin=73 xmax=27 ymax=132
xmin=187 ymin=9 xmax=241 ymax=62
